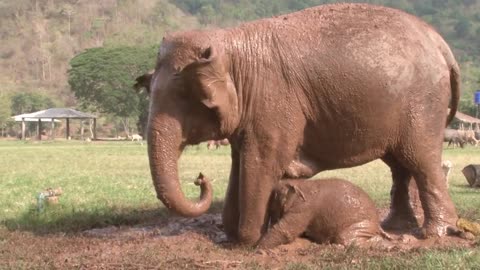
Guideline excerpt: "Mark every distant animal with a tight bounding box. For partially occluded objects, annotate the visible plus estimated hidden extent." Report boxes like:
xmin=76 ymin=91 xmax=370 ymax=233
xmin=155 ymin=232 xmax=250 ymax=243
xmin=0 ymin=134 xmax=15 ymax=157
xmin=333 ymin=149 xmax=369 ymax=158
xmin=257 ymin=178 xmax=390 ymax=249
xmin=463 ymin=130 xmax=479 ymax=146
xmin=450 ymin=137 xmax=466 ymax=148
xmin=444 ymin=129 xmax=466 ymax=148
xmin=475 ymin=131 xmax=480 ymax=141
xmin=206 ymin=139 xmax=230 ymax=150
xmin=441 ymin=160 xmax=453 ymax=188
xmin=130 ymin=134 xmax=143 ymax=141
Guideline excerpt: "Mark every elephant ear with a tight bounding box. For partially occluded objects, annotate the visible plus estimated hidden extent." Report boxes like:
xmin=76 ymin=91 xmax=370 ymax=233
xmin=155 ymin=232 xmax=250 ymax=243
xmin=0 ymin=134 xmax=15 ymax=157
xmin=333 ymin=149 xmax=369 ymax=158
xmin=134 ymin=72 xmax=154 ymax=95
xmin=180 ymin=46 xmax=238 ymax=134
xmin=283 ymin=183 xmax=306 ymax=212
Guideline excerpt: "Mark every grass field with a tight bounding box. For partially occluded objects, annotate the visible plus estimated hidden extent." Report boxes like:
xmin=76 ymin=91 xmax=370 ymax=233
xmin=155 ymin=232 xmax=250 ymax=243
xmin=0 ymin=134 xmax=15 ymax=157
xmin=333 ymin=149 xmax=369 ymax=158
xmin=0 ymin=140 xmax=479 ymax=269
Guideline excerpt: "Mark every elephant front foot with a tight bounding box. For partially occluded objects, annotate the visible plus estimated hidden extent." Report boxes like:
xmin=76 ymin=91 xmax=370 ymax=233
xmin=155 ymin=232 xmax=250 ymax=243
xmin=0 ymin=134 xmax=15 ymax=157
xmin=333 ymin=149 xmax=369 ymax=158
xmin=419 ymin=214 xmax=459 ymax=238
xmin=221 ymin=218 xmax=239 ymax=243
xmin=236 ymin=228 xmax=263 ymax=247
xmin=223 ymin=231 xmax=238 ymax=243
xmin=381 ymin=209 xmax=420 ymax=232
xmin=221 ymin=223 xmax=263 ymax=246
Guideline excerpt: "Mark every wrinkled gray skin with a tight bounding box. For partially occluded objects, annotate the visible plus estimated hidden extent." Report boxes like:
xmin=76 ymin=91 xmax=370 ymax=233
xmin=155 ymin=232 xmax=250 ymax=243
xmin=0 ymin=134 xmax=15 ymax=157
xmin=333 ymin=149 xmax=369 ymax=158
xmin=257 ymin=179 xmax=385 ymax=249
xmin=141 ymin=3 xmax=460 ymax=245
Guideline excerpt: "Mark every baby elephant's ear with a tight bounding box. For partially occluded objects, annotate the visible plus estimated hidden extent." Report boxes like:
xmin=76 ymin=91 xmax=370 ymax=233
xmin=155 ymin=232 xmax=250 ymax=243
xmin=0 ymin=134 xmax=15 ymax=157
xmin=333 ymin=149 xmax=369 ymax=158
xmin=283 ymin=183 xmax=306 ymax=212
xmin=289 ymin=184 xmax=306 ymax=201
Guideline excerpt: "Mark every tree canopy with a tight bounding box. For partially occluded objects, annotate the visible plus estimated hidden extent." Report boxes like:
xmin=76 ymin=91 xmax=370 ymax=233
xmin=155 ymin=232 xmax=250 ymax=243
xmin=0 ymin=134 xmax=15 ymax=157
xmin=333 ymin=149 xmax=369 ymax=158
xmin=10 ymin=92 xmax=55 ymax=115
xmin=68 ymin=46 xmax=155 ymax=134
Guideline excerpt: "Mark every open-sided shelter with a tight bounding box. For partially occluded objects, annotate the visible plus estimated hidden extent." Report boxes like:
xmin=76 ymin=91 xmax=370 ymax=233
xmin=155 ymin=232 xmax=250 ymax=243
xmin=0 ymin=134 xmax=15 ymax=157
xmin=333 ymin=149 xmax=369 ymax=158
xmin=454 ymin=111 xmax=480 ymax=125
xmin=12 ymin=108 xmax=96 ymax=140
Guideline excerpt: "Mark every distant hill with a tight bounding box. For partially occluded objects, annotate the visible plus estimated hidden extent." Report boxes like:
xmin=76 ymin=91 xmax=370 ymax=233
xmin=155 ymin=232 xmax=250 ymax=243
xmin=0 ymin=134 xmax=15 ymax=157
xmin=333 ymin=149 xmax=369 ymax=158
xmin=1 ymin=0 xmax=479 ymax=113
xmin=0 ymin=0 xmax=199 ymax=105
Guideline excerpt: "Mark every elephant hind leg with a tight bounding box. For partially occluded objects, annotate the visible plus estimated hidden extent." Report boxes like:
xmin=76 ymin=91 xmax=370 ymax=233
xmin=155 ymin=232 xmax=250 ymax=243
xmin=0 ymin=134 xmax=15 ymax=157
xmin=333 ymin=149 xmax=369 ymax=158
xmin=381 ymin=154 xmax=420 ymax=231
xmin=336 ymin=220 xmax=382 ymax=246
xmin=393 ymin=144 xmax=458 ymax=237
xmin=408 ymin=159 xmax=458 ymax=237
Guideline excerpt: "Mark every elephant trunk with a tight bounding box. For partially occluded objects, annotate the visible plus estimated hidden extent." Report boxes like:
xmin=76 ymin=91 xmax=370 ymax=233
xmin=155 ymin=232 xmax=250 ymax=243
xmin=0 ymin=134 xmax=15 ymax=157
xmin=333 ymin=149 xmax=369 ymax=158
xmin=148 ymin=114 xmax=212 ymax=217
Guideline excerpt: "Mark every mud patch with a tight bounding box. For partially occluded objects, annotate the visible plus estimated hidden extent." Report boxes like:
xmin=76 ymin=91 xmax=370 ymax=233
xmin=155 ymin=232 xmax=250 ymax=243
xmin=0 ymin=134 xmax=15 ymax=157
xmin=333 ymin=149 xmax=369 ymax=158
xmin=110 ymin=212 xmax=476 ymax=251
xmin=83 ymin=214 xmax=227 ymax=244
xmin=1 ymin=211 xmax=478 ymax=269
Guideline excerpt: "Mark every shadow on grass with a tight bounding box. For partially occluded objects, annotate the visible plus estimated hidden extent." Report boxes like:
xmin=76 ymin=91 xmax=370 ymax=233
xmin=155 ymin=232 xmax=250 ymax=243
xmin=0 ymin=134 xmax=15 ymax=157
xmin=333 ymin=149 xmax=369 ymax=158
xmin=2 ymin=200 xmax=225 ymax=235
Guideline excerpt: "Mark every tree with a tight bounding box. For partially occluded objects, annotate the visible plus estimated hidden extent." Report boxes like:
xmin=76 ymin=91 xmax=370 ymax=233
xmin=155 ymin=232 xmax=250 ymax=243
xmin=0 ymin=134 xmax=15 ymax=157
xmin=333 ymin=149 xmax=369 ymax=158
xmin=9 ymin=92 xmax=55 ymax=137
xmin=0 ymin=94 xmax=13 ymax=137
xmin=455 ymin=16 xmax=472 ymax=38
xmin=61 ymin=3 xmax=76 ymax=38
xmin=68 ymin=45 xmax=156 ymax=136
xmin=10 ymin=92 xmax=55 ymax=115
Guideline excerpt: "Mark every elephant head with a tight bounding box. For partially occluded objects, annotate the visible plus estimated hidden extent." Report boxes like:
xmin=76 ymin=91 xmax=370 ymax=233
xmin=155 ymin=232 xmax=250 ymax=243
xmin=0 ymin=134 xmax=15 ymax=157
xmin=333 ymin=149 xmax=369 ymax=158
xmin=137 ymin=33 xmax=240 ymax=217
xmin=269 ymin=182 xmax=306 ymax=225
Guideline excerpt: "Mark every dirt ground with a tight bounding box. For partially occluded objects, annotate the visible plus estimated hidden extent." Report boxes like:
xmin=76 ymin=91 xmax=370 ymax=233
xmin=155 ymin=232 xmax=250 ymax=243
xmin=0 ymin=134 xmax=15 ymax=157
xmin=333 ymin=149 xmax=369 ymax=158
xmin=1 ymin=209 xmax=478 ymax=269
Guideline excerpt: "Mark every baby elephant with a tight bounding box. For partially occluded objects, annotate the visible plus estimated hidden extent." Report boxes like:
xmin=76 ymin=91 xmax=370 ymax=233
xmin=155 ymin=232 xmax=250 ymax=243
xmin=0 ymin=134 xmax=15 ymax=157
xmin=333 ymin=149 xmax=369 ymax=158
xmin=258 ymin=178 xmax=388 ymax=249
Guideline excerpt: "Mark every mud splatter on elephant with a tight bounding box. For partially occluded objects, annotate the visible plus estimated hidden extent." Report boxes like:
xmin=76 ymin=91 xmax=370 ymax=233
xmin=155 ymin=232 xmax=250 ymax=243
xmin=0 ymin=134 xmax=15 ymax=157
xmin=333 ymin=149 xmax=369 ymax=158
xmin=137 ymin=3 xmax=460 ymax=245
xmin=257 ymin=178 xmax=390 ymax=249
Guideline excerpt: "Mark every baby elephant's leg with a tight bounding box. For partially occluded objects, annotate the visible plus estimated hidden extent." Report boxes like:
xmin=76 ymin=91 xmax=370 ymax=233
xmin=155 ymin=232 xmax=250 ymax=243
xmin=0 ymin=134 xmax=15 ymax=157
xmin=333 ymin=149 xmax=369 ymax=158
xmin=336 ymin=220 xmax=381 ymax=246
xmin=257 ymin=212 xmax=310 ymax=249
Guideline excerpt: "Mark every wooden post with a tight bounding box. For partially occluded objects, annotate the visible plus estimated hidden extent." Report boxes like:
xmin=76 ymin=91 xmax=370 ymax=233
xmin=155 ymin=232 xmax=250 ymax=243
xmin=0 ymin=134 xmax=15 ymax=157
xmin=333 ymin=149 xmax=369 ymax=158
xmin=51 ymin=119 xmax=55 ymax=140
xmin=21 ymin=118 xmax=25 ymax=140
xmin=66 ymin=118 xmax=70 ymax=140
xmin=93 ymin=118 xmax=97 ymax=140
xmin=80 ymin=120 xmax=84 ymax=139
xmin=37 ymin=119 xmax=41 ymax=140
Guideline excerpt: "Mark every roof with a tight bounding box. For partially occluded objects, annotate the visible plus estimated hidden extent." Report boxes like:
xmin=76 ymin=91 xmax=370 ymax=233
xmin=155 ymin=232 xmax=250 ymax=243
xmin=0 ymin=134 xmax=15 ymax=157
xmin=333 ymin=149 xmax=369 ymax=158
xmin=16 ymin=108 xmax=96 ymax=119
xmin=12 ymin=113 xmax=61 ymax=122
xmin=454 ymin=111 xmax=480 ymax=124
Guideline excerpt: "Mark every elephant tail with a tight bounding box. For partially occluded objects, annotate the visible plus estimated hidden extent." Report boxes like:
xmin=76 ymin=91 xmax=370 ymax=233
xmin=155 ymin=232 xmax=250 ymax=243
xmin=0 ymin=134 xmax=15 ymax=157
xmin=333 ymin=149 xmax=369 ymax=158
xmin=446 ymin=63 xmax=460 ymax=127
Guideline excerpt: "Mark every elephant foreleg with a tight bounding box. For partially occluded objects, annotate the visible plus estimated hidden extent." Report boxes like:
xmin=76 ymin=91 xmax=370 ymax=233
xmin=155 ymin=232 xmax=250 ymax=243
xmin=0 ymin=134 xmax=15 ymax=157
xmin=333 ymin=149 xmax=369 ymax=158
xmin=236 ymin=138 xmax=293 ymax=245
xmin=222 ymin=146 xmax=240 ymax=241
xmin=237 ymin=165 xmax=278 ymax=245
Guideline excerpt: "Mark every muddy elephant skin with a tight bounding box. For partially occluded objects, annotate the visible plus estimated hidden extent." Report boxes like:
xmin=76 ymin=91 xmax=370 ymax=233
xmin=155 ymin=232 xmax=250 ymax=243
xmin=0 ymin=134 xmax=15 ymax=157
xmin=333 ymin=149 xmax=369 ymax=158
xmin=140 ymin=3 xmax=460 ymax=245
xmin=258 ymin=179 xmax=383 ymax=248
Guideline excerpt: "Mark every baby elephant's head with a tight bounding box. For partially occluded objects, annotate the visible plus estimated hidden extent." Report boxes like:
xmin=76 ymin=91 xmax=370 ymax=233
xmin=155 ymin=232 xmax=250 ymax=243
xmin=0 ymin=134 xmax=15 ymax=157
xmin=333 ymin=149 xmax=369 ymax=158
xmin=269 ymin=182 xmax=306 ymax=225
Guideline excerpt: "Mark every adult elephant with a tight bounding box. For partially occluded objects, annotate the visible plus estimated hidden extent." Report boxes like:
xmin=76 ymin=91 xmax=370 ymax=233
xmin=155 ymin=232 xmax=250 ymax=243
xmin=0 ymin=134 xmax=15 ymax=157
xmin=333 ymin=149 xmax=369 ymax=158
xmin=137 ymin=3 xmax=460 ymax=245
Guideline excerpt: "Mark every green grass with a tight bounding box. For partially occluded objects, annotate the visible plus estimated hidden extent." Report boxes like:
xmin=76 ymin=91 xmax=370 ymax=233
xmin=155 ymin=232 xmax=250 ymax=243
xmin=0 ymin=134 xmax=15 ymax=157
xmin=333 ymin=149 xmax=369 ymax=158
xmin=307 ymin=248 xmax=480 ymax=269
xmin=1 ymin=140 xmax=479 ymax=230
xmin=0 ymin=140 xmax=232 ymax=232
xmin=0 ymin=140 xmax=480 ymax=269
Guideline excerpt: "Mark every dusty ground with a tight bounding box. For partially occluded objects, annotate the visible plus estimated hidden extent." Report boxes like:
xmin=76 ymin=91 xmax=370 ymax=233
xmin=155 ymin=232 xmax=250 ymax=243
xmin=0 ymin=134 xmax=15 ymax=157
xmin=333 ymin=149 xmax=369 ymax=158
xmin=1 ymin=209 xmax=478 ymax=270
